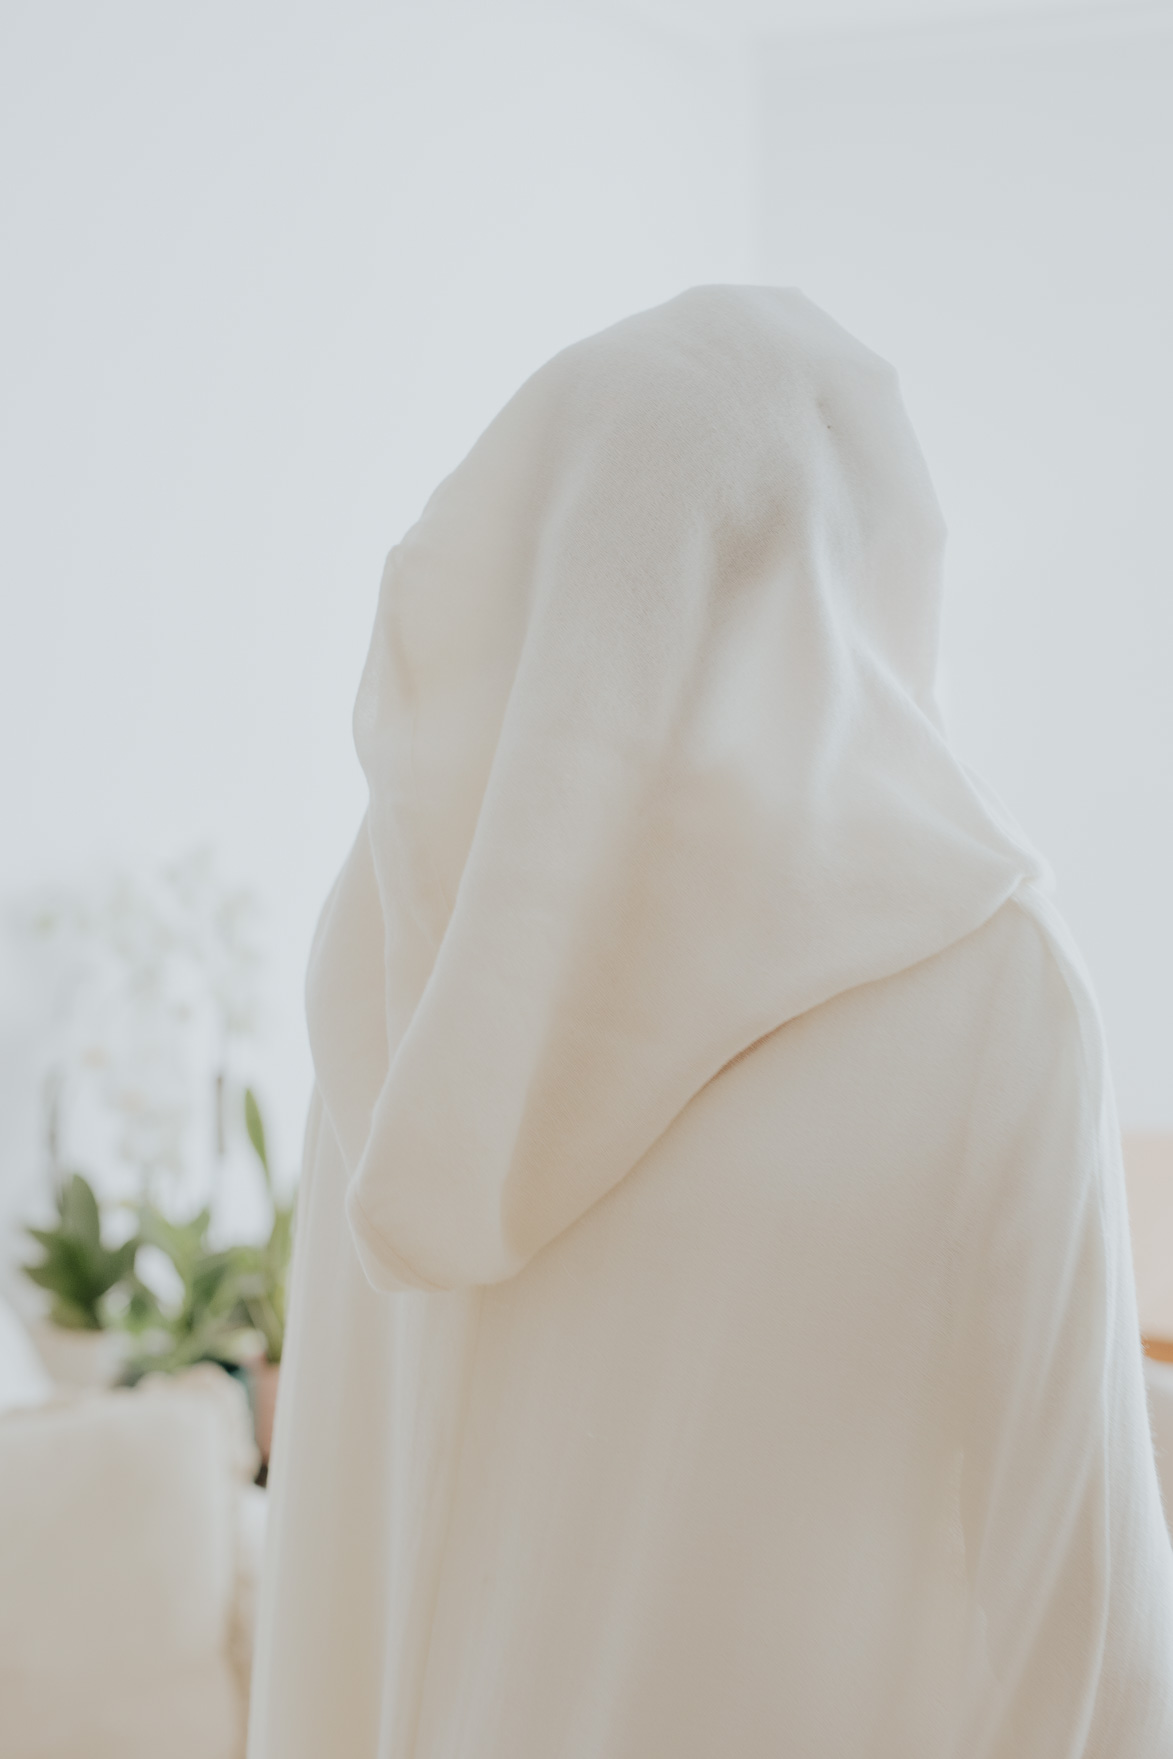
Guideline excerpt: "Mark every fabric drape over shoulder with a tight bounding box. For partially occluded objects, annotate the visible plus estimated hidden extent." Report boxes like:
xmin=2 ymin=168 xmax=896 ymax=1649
xmin=250 ymin=288 xmax=1173 ymax=1759
xmin=307 ymin=287 xmax=1042 ymax=1292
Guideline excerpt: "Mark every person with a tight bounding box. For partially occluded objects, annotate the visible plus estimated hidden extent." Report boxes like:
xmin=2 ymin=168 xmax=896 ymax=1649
xmin=248 ymin=288 xmax=1173 ymax=1757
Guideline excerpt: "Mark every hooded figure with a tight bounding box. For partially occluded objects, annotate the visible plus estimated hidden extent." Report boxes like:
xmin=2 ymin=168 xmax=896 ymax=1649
xmin=248 ymin=289 xmax=1173 ymax=1758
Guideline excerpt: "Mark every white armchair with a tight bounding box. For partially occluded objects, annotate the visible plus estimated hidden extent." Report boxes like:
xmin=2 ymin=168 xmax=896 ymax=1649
xmin=0 ymin=1344 xmax=266 ymax=1759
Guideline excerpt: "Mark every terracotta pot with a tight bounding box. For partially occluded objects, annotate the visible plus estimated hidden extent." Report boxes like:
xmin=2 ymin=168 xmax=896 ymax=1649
xmin=248 ymin=1358 xmax=281 ymax=1465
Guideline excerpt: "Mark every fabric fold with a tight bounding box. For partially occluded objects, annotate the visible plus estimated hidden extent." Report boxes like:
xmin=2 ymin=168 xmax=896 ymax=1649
xmin=307 ymin=286 xmax=1042 ymax=1291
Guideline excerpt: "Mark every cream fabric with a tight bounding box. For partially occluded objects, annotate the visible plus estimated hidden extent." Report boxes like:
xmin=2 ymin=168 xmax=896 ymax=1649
xmin=0 ymin=1366 xmax=259 ymax=1759
xmin=250 ymin=289 xmax=1173 ymax=1757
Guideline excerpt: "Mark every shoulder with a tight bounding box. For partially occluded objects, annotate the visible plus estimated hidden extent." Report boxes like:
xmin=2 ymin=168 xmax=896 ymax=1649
xmin=962 ymin=886 xmax=1103 ymax=1069
xmin=889 ymin=884 xmax=1098 ymax=1058
xmin=924 ymin=885 xmax=1111 ymax=1158
xmin=810 ymin=885 xmax=1107 ymax=1140
xmin=715 ymin=886 xmax=1110 ymax=1164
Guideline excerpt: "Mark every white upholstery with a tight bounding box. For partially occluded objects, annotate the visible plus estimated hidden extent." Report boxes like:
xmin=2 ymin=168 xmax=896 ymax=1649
xmin=0 ymin=1366 xmax=261 ymax=1759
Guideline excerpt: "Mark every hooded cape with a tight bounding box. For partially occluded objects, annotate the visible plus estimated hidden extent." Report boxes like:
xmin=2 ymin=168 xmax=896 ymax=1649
xmin=306 ymin=286 xmax=1041 ymax=1292
xmin=251 ymin=290 xmax=1173 ymax=1759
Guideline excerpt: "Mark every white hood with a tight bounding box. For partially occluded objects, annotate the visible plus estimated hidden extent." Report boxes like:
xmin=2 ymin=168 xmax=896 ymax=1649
xmin=306 ymin=286 xmax=1041 ymax=1291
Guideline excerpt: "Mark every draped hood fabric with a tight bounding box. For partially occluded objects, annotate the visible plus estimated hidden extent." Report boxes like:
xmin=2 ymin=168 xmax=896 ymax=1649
xmin=306 ymin=286 xmax=1042 ymax=1292
xmin=251 ymin=288 xmax=1173 ymax=1759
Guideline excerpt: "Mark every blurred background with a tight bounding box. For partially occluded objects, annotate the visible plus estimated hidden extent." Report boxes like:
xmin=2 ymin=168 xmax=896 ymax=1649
xmin=3 ymin=0 xmax=1172 ymax=1174
xmin=0 ymin=2 xmax=1171 ymax=1746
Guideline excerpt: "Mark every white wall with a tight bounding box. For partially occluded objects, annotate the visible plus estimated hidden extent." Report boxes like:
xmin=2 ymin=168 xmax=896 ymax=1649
xmin=759 ymin=7 xmax=1173 ymax=1126
xmin=5 ymin=0 xmax=1171 ymax=1263
xmin=0 ymin=0 xmax=752 ymax=1238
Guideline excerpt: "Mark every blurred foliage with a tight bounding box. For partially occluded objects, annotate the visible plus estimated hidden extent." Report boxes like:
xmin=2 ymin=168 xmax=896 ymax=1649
xmin=122 ymin=1203 xmax=259 ymax=1377
xmin=23 ymin=1172 xmax=138 ymax=1331
xmin=232 ymin=1087 xmax=295 ymax=1364
xmin=24 ymin=1089 xmax=295 ymax=1374
xmin=124 ymin=1087 xmax=295 ymax=1375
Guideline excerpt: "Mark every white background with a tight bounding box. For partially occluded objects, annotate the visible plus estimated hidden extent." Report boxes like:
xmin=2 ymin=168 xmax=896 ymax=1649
xmin=1 ymin=0 xmax=1170 ymax=1254
xmin=759 ymin=7 xmax=1173 ymax=1129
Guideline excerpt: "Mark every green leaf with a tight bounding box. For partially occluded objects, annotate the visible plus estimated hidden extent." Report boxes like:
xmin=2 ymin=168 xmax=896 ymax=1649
xmin=109 ymin=1238 xmax=139 ymax=1282
xmin=138 ymin=1204 xmax=211 ymax=1274
xmin=22 ymin=1171 xmax=141 ymax=1331
xmin=120 ymin=1275 xmax=165 ymax=1332
xmin=49 ymin=1295 xmax=101 ymax=1331
xmin=23 ymin=1260 xmax=68 ymax=1294
xmin=244 ymin=1088 xmax=272 ymax=1191
xmin=60 ymin=1174 xmax=102 ymax=1249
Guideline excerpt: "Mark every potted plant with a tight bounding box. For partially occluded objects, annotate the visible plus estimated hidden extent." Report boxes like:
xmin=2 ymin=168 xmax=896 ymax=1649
xmin=15 ymin=857 xmax=295 ymax=1448
xmin=232 ymin=1088 xmax=295 ymax=1466
xmin=119 ymin=1203 xmax=260 ymax=1378
xmin=22 ymin=1172 xmax=136 ymax=1389
xmin=116 ymin=1088 xmax=294 ymax=1467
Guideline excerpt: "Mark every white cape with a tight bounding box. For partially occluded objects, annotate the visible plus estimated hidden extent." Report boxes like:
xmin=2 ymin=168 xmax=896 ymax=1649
xmin=250 ymin=289 xmax=1173 ymax=1757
